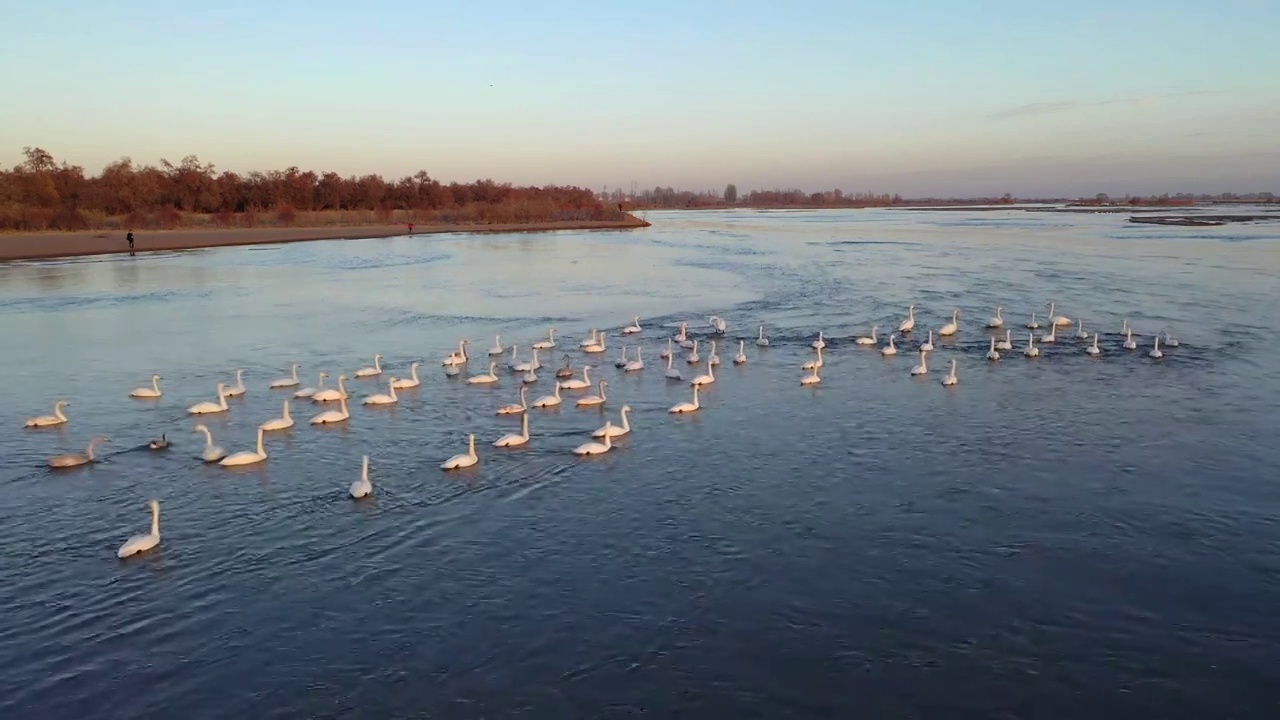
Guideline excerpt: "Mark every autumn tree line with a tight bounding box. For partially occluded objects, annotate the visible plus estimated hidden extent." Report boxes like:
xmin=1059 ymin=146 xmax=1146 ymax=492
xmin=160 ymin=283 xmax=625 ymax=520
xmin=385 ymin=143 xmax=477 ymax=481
xmin=1 ymin=147 xmax=624 ymax=232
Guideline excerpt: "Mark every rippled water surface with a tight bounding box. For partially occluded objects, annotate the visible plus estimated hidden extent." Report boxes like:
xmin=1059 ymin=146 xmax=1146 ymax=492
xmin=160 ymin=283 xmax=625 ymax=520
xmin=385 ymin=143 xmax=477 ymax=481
xmin=3 ymin=209 xmax=1280 ymax=718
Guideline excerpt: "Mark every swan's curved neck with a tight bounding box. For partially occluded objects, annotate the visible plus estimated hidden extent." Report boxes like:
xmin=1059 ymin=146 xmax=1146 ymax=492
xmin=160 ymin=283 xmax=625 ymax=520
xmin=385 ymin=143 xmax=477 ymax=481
xmin=708 ymin=359 xmax=715 ymax=377
xmin=520 ymin=385 xmax=528 ymax=405
xmin=256 ymin=428 xmax=265 ymax=455
xmin=291 ymin=364 xmax=300 ymax=380
xmin=55 ymin=402 xmax=67 ymax=420
xmin=152 ymin=376 xmax=161 ymax=392
xmin=411 ymin=363 xmax=419 ymax=381
xmin=599 ymin=382 xmax=607 ymax=400
xmin=388 ymin=381 xmax=397 ymax=400
xmin=373 ymin=355 xmax=382 ymax=371
xmin=199 ymin=427 xmax=213 ymax=445
xmin=218 ymin=387 xmax=228 ymax=409
xmin=150 ymin=504 xmax=160 ymax=536
xmin=758 ymin=325 xmax=765 ymax=339
xmin=362 ymin=456 xmax=369 ymax=482
xmin=87 ymin=438 xmax=100 ymax=459
xmin=521 ymin=413 xmax=529 ymax=436
xmin=338 ymin=394 xmax=348 ymax=415
xmin=282 ymin=400 xmax=291 ymax=419
xmin=620 ymin=407 xmax=630 ymax=430
xmin=468 ymin=434 xmax=477 ymax=456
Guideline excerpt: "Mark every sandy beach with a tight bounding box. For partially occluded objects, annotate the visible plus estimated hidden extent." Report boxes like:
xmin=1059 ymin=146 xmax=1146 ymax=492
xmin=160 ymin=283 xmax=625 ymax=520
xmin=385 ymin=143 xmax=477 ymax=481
xmin=0 ymin=216 xmax=651 ymax=262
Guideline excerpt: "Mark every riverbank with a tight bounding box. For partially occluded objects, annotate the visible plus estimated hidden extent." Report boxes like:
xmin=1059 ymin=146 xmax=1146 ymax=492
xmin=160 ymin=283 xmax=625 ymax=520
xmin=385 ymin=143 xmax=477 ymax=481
xmin=0 ymin=215 xmax=651 ymax=262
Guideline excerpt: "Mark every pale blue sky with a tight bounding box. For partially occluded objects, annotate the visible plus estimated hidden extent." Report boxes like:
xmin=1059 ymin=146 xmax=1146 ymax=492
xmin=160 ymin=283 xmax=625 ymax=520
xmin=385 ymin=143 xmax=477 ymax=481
xmin=2 ymin=0 xmax=1278 ymax=196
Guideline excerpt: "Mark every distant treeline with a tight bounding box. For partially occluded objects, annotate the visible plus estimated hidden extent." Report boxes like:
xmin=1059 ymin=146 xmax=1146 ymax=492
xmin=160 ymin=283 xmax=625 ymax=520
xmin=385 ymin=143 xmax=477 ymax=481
xmin=1 ymin=147 xmax=621 ymax=231
xmin=607 ymin=184 xmax=1278 ymax=209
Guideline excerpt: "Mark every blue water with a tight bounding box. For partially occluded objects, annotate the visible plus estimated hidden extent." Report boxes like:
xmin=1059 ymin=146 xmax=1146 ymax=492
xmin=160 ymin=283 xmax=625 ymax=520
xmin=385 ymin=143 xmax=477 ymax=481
xmin=2 ymin=208 xmax=1279 ymax=718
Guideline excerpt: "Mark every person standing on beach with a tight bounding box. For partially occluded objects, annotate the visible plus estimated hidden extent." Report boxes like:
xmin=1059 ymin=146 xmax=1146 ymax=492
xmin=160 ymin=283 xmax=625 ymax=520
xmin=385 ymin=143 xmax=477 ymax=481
xmin=127 ymin=231 xmax=135 ymax=250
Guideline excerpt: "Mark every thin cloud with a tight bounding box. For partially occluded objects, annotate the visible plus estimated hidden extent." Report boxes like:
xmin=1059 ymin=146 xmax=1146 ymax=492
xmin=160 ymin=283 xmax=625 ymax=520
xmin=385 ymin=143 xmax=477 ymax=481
xmin=988 ymin=90 xmax=1217 ymax=120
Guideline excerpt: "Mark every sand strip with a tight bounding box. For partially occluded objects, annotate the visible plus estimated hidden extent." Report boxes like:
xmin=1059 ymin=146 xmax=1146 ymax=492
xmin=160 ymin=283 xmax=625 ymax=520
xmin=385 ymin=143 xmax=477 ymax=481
xmin=0 ymin=217 xmax=650 ymax=262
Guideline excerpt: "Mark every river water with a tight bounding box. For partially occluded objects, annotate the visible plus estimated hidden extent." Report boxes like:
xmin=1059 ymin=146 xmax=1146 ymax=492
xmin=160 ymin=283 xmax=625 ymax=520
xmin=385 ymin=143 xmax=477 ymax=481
xmin=2 ymin=208 xmax=1278 ymax=718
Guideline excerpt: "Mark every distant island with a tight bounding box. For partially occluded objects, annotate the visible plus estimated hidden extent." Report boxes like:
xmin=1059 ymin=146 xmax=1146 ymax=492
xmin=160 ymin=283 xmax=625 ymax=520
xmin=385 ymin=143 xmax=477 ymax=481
xmin=0 ymin=147 xmax=648 ymax=260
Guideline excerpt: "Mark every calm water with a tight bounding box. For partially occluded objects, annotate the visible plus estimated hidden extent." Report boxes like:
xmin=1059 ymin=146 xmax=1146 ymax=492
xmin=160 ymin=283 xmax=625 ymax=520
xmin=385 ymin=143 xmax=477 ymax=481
xmin=2 ymin=209 xmax=1279 ymax=718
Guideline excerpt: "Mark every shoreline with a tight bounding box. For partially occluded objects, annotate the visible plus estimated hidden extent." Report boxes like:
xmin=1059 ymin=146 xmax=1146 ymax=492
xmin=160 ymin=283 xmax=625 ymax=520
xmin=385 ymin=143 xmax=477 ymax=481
xmin=0 ymin=216 xmax=651 ymax=262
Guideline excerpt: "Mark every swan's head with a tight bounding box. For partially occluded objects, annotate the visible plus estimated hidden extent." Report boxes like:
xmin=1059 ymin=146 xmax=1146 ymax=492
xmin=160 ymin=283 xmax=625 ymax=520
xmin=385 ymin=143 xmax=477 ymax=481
xmin=388 ymin=377 xmax=398 ymax=384
xmin=56 ymin=400 xmax=69 ymax=408
xmin=92 ymin=435 xmax=109 ymax=445
xmin=152 ymin=374 xmax=162 ymax=381
xmin=215 ymin=383 xmax=226 ymax=394
xmin=147 ymin=499 xmax=160 ymax=513
xmin=374 ymin=354 xmax=382 ymax=361
xmin=337 ymin=375 xmax=348 ymax=381
xmin=621 ymin=404 xmax=632 ymax=413
xmin=236 ymin=368 xmax=244 ymax=377
xmin=319 ymin=372 xmax=329 ymax=379
xmin=194 ymin=424 xmax=208 ymax=433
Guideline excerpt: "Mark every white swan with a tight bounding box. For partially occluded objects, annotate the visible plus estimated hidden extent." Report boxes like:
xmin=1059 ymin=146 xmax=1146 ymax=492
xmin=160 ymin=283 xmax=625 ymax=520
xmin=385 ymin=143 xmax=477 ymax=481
xmin=665 ymin=353 xmax=683 ymax=380
xmin=580 ymin=329 xmax=599 ymax=348
xmin=354 ymin=353 xmax=383 ymax=378
xmin=938 ymin=309 xmax=959 ymax=337
xmin=221 ymin=427 xmax=268 ymax=465
xmin=187 ymin=384 xmax=229 ymax=414
xmin=391 ymin=363 xmax=421 ymax=389
xmin=593 ymin=405 xmax=631 ymax=438
xmin=522 ymin=366 xmax=538 ymax=384
xmin=1024 ymin=332 xmax=1040 ymax=358
xmin=986 ymin=336 xmax=1000 ymax=361
xmin=25 ymin=400 xmax=69 ymax=427
xmin=676 ymin=322 xmax=693 ymax=349
xmin=1026 ymin=312 xmax=1041 ymax=330
xmin=801 ymin=364 xmax=821 ymax=385
xmin=1048 ymin=302 xmax=1071 ymax=327
xmin=734 ymin=340 xmax=747 ymax=364
xmin=363 ymin=378 xmax=399 ymax=405
xmin=494 ymin=413 xmax=531 ymax=447
xmin=309 ymin=394 xmax=350 ymax=425
xmin=1040 ymin=323 xmax=1057 ymax=343
xmin=1123 ymin=328 xmax=1137 ymax=350
xmin=442 ymin=339 xmax=470 ymax=366
xmin=855 ymin=326 xmax=878 ymax=346
xmin=686 ymin=339 xmax=701 ymax=364
xmin=350 ymin=456 xmax=372 ymax=498
xmin=559 ymin=364 xmax=592 ymax=390
xmin=811 ymin=331 xmax=826 ymax=350
xmin=532 ymin=328 xmax=557 ymax=350
xmin=468 ymin=361 xmax=499 ymax=385
xmin=295 ymin=372 xmax=327 ymax=398
xmin=898 ymin=305 xmax=916 ymax=333
xmin=1086 ymin=333 xmax=1101 ymax=356
xmin=1074 ymin=319 xmax=1089 ymax=340
xmin=1122 ymin=318 xmax=1132 ymax=336
xmin=756 ymin=324 xmax=770 ymax=347
xmin=987 ymin=306 xmax=1004 ymax=328
xmin=622 ymin=316 xmax=642 ymax=334
xmin=941 ymin=359 xmax=958 ymax=386
xmin=270 ymin=364 xmax=301 ymax=388
xmin=920 ymin=330 xmax=935 ymax=352
xmin=659 ymin=337 xmax=674 ymax=359
xmin=497 ymin=385 xmax=528 ymax=415
xmin=881 ymin=334 xmax=898 ymax=356
xmin=194 ymin=424 xmax=225 ymax=462
xmin=708 ymin=340 xmax=721 ymax=366
xmin=669 ymin=384 xmax=701 ymax=413
xmin=802 ymin=345 xmax=824 ymax=371
xmin=911 ymin=350 xmax=928 ymax=375
xmin=532 ymin=382 xmax=562 ymax=408
xmin=1163 ymin=330 xmax=1180 ymax=348
xmin=48 ymin=436 xmax=107 ymax=468
xmin=573 ymin=426 xmax=614 ymax=456
xmin=223 ymin=368 xmax=247 ymax=397
xmin=996 ymin=329 xmax=1013 ymax=351
xmin=117 ymin=500 xmax=160 ymax=558
xmin=1149 ymin=335 xmax=1164 ymax=359
xmin=441 ymin=434 xmax=479 ymax=469
xmin=312 ymin=374 xmax=349 ymax=402
xmin=690 ymin=359 xmax=716 ymax=386
xmin=260 ymin=400 xmax=295 ymax=430
xmin=625 ymin=347 xmax=645 ymax=372
xmin=583 ymin=332 xmax=607 ymax=354
xmin=488 ymin=335 xmax=505 ymax=356
xmin=576 ymin=380 xmax=608 ymax=407
xmin=129 ymin=374 xmax=163 ymax=398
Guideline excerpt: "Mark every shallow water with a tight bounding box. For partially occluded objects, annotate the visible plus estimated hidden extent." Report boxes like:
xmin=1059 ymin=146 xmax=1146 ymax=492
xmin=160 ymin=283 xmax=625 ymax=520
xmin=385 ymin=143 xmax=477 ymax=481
xmin=2 ymin=209 xmax=1280 ymax=718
